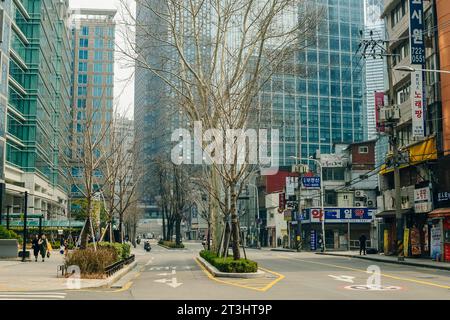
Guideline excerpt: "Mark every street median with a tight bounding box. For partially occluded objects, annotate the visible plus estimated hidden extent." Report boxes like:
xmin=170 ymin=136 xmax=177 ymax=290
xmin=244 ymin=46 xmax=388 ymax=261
xmin=196 ymin=256 xmax=265 ymax=279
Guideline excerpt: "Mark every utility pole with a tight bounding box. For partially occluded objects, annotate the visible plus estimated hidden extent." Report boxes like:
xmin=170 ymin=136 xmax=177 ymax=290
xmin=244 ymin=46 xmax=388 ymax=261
xmin=360 ymin=30 xmax=402 ymax=260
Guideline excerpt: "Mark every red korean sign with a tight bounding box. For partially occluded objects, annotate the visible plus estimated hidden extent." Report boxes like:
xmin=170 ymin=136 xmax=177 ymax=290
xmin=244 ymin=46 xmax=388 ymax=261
xmin=411 ymin=67 xmax=425 ymax=137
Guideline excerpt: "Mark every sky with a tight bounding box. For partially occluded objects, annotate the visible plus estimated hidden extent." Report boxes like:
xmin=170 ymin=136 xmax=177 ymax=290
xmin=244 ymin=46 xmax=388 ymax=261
xmin=70 ymin=0 xmax=135 ymax=119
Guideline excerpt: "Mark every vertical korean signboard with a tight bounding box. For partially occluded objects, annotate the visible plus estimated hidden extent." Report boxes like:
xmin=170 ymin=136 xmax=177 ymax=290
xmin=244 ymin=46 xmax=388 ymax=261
xmin=375 ymin=92 xmax=385 ymax=132
xmin=409 ymin=0 xmax=426 ymax=137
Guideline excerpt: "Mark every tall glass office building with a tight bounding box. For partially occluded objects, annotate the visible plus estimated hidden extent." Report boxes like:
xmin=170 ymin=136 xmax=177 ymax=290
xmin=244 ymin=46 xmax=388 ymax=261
xmin=69 ymin=8 xmax=116 ymax=199
xmin=259 ymin=0 xmax=366 ymax=166
xmin=0 ymin=0 xmax=72 ymax=220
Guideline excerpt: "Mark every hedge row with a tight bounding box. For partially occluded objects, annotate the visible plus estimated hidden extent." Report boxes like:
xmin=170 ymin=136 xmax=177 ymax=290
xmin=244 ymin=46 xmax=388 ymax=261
xmin=65 ymin=247 xmax=117 ymax=277
xmin=199 ymin=250 xmax=258 ymax=273
xmin=158 ymin=240 xmax=185 ymax=249
xmin=0 ymin=226 xmax=22 ymax=243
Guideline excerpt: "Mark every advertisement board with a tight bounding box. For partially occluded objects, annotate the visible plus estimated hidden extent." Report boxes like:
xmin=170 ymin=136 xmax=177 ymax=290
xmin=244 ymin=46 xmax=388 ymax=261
xmin=411 ymin=68 xmax=425 ymax=137
xmin=320 ymin=154 xmax=345 ymax=168
xmin=375 ymin=91 xmax=385 ymax=132
xmin=285 ymin=177 xmax=298 ymax=197
xmin=431 ymin=226 xmax=442 ymax=260
xmin=409 ymin=0 xmax=425 ymax=65
xmin=414 ymin=187 xmax=431 ymax=213
xmin=308 ymin=207 xmax=374 ymax=223
xmin=310 ymin=230 xmax=317 ymax=251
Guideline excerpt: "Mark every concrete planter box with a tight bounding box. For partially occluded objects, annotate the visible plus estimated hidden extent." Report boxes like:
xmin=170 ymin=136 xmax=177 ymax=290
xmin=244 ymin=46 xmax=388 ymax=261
xmin=0 ymin=239 xmax=19 ymax=259
xmin=197 ymin=256 xmax=265 ymax=278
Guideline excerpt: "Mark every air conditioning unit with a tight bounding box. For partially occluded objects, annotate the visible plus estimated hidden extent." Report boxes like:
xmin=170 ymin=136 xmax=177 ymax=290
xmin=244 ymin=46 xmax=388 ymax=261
xmin=379 ymin=105 xmax=400 ymax=122
xmin=355 ymin=201 xmax=364 ymax=207
xmin=355 ymin=190 xmax=366 ymax=198
xmin=367 ymin=200 xmax=374 ymax=207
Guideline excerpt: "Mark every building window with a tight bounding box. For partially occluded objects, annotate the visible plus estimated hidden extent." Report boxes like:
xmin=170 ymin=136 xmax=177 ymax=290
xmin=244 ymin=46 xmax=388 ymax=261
xmin=81 ymin=26 xmax=89 ymax=36
xmin=79 ymin=50 xmax=88 ymax=60
xmin=325 ymin=190 xmax=337 ymax=206
xmin=79 ymin=38 xmax=89 ymax=47
xmin=358 ymin=146 xmax=369 ymax=154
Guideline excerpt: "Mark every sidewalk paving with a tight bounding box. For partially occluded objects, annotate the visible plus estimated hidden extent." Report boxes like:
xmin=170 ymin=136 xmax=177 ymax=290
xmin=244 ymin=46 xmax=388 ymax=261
xmin=316 ymin=250 xmax=450 ymax=271
xmin=0 ymin=249 xmax=138 ymax=292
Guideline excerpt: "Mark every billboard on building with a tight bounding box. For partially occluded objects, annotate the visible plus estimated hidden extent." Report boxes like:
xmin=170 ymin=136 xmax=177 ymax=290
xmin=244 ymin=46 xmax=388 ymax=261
xmin=307 ymin=207 xmax=374 ymax=223
xmin=411 ymin=68 xmax=425 ymax=137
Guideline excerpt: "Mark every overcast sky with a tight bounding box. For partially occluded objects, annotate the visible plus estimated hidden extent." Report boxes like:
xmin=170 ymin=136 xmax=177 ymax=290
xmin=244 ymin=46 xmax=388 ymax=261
xmin=70 ymin=0 xmax=135 ymax=119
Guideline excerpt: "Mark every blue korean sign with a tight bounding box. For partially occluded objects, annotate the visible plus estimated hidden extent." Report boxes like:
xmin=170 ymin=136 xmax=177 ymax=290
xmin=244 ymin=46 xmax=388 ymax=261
xmin=310 ymin=230 xmax=317 ymax=251
xmin=307 ymin=207 xmax=375 ymax=223
xmin=302 ymin=176 xmax=321 ymax=188
xmin=409 ymin=0 xmax=425 ymax=65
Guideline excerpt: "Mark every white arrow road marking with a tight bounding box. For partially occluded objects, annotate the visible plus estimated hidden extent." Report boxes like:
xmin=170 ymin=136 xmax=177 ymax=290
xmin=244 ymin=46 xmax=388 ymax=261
xmin=154 ymin=277 xmax=183 ymax=288
xmin=328 ymin=275 xmax=355 ymax=283
xmin=157 ymin=269 xmax=176 ymax=276
xmin=145 ymin=259 xmax=154 ymax=266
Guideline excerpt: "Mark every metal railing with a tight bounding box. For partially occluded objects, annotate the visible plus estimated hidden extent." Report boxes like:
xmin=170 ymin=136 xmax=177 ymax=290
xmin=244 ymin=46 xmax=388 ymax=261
xmin=349 ymin=240 xmax=372 ymax=250
xmin=104 ymin=254 xmax=135 ymax=277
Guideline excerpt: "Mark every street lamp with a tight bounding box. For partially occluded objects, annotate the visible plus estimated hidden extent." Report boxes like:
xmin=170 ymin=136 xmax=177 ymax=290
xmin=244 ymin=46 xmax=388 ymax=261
xmin=290 ymin=156 xmax=326 ymax=252
xmin=394 ymin=65 xmax=450 ymax=74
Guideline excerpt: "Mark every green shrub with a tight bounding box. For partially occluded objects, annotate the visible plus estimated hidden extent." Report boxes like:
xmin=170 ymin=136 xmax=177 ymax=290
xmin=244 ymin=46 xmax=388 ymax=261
xmin=159 ymin=240 xmax=185 ymax=249
xmin=65 ymin=247 xmax=117 ymax=276
xmin=199 ymin=250 xmax=258 ymax=273
xmin=0 ymin=226 xmax=22 ymax=242
xmin=88 ymin=242 xmax=131 ymax=261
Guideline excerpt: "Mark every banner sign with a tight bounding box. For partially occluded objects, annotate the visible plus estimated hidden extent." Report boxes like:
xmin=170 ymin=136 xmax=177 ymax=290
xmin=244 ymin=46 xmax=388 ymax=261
xmin=431 ymin=226 xmax=441 ymax=260
xmin=411 ymin=67 xmax=425 ymax=137
xmin=375 ymin=91 xmax=385 ymax=132
xmin=278 ymin=193 xmax=285 ymax=213
xmin=310 ymin=230 xmax=317 ymax=251
xmin=404 ymin=227 xmax=410 ymax=257
xmin=409 ymin=0 xmax=425 ymax=65
xmin=414 ymin=187 xmax=432 ymax=213
xmin=320 ymin=154 xmax=345 ymax=168
xmin=301 ymin=176 xmax=321 ymax=189
xmin=285 ymin=177 xmax=298 ymax=197
xmin=308 ymin=207 xmax=374 ymax=223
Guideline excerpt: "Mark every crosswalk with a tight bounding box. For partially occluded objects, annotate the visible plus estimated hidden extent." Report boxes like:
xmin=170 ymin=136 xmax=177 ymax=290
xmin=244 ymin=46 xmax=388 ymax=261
xmin=0 ymin=292 xmax=66 ymax=300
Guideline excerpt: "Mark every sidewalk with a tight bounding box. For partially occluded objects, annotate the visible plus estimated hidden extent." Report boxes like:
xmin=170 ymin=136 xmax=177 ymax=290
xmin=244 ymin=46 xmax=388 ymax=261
xmin=316 ymin=250 xmax=450 ymax=271
xmin=0 ymin=249 xmax=138 ymax=292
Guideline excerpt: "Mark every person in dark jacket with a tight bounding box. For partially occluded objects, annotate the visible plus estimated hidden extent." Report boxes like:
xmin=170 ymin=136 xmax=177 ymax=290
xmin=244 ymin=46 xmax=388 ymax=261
xmin=359 ymin=234 xmax=367 ymax=255
xmin=39 ymin=235 xmax=48 ymax=262
xmin=32 ymin=234 xmax=40 ymax=262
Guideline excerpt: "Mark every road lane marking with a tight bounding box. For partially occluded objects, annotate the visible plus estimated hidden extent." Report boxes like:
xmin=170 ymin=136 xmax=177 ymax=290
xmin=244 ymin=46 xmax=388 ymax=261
xmin=278 ymin=255 xmax=450 ymax=290
xmin=328 ymin=275 xmax=355 ymax=283
xmin=194 ymin=258 xmax=284 ymax=292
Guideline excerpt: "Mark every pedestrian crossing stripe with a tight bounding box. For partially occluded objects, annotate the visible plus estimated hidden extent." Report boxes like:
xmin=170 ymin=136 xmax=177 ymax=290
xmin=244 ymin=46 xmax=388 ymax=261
xmin=0 ymin=292 xmax=66 ymax=300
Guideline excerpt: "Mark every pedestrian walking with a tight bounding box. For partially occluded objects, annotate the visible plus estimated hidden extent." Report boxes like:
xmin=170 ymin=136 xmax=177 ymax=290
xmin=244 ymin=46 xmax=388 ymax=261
xmin=359 ymin=234 xmax=367 ymax=255
xmin=38 ymin=235 xmax=48 ymax=262
xmin=32 ymin=234 xmax=40 ymax=262
xmin=63 ymin=239 xmax=69 ymax=257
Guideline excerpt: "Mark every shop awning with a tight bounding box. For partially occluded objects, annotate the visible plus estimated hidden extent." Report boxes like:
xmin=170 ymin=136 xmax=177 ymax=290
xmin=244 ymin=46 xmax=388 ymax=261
xmin=375 ymin=209 xmax=410 ymax=217
xmin=429 ymin=208 xmax=450 ymax=218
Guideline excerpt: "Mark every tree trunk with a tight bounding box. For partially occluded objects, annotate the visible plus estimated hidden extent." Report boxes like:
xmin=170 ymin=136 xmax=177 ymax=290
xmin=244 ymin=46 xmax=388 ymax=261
xmin=207 ymin=221 xmax=211 ymax=251
xmin=79 ymin=216 xmax=90 ymax=249
xmin=230 ymin=186 xmax=240 ymax=260
xmin=162 ymin=206 xmax=167 ymax=241
xmin=221 ymin=220 xmax=231 ymax=257
xmin=118 ymin=213 xmax=123 ymax=243
xmin=175 ymin=217 xmax=181 ymax=245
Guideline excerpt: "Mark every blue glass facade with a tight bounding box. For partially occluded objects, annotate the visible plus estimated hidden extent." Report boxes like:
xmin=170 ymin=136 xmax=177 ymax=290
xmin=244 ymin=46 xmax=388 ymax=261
xmin=260 ymin=0 xmax=366 ymax=166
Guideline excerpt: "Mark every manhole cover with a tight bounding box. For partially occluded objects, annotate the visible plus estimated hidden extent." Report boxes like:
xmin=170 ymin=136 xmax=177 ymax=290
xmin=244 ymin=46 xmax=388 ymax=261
xmin=344 ymin=284 xmax=402 ymax=291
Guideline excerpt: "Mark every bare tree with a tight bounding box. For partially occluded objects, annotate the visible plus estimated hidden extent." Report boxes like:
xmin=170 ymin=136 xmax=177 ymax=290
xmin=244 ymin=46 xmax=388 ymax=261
xmin=120 ymin=0 xmax=322 ymax=259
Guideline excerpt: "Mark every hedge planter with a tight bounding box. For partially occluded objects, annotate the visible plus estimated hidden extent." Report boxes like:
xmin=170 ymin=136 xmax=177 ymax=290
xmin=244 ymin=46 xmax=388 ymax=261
xmin=198 ymin=250 xmax=264 ymax=278
xmin=158 ymin=240 xmax=185 ymax=249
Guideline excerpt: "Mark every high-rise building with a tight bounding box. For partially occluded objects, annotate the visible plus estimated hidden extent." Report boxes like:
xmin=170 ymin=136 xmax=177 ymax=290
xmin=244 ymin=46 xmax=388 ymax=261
xmin=69 ymin=8 xmax=116 ymax=199
xmin=258 ymin=0 xmax=366 ymax=166
xmin=365 ymin=0 xmax=385 ymax=140
xmin=378 ymin=0 xmax=441 ymax=257
xmin=1 ymin=0 xmax=72 ymax=221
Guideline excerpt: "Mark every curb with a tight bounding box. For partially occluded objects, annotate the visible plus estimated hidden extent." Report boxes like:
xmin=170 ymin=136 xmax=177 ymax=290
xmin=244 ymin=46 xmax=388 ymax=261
xmin=196 ymin=256 xmax=265 ymax=278
xmin=270 ymin=248 xmax=296 ymax=252
xmin=71 ymin=261 xmax=138 ymax=290
xmin=316 ymin=252 xmax=450 ymax=271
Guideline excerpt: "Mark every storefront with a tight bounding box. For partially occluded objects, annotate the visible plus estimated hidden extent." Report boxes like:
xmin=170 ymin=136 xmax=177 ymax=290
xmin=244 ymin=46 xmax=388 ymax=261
xmin=428 ymin=208 xmax=450 ymax=262
xmin=302 ymin=207 xmax=374 ymax=250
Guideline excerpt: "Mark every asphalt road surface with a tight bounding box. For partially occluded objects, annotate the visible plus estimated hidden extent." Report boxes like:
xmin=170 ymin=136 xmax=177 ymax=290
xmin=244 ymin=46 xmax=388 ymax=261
xmin=2 ymin=241 xmax=450 ymax=300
